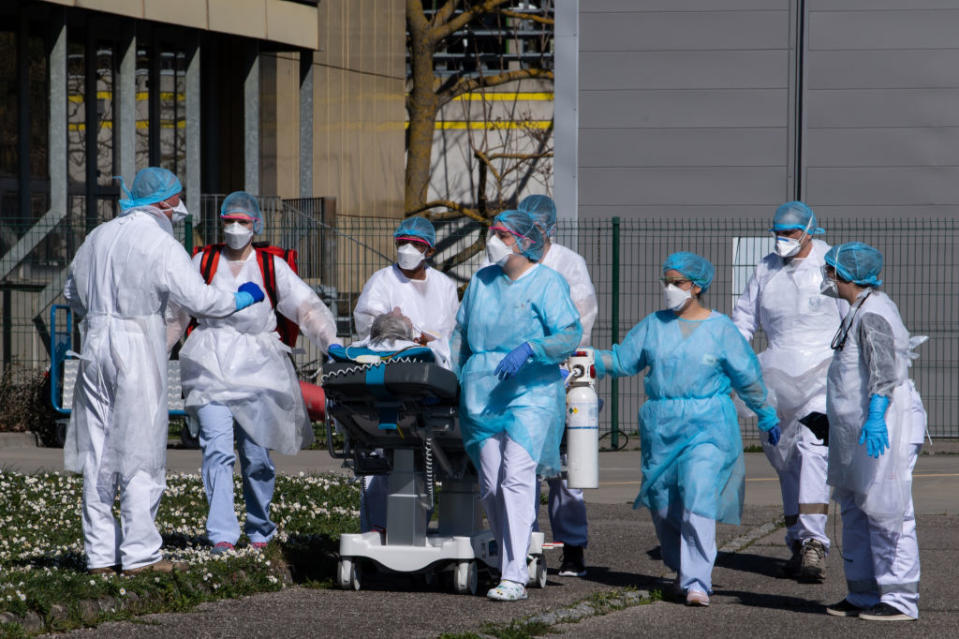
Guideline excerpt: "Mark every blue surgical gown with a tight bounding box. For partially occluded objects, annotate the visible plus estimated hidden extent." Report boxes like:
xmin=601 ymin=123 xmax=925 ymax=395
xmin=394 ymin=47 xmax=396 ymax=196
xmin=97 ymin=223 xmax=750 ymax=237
xmin=595 ymin=311 xmax=776 ymax=525
xmin=452 ymin=264 xmax=582 ymax=476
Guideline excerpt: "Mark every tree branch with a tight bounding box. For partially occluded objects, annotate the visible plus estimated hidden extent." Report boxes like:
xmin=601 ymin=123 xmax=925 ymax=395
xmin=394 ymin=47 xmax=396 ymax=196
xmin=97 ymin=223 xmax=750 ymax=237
xmin=407 ymin=0 xmax=430 ymax=31
xmin=408 ymin=199 xmax=489 ymax=225
xmin=493 ymin=9 xmax=554 ymax=26
xmin=431 ymin=0 xmax=460 ymax=29
xmin=439 ymin=68 xmax=554 ymax=107
xmin=430 ymin=0 xmax=513 ymax=44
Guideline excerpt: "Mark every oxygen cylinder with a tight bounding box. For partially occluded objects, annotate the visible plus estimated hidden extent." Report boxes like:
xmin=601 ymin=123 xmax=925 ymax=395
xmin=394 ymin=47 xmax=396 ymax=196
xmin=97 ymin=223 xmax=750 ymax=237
xmin=565 ymin=349 xmax=599 ymax=489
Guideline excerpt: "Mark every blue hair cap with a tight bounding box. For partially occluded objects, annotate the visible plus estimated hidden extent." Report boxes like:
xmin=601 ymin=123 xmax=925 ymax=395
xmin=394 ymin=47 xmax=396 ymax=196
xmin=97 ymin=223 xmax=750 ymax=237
xmin=117 ymin=167 xmax=182 ymax=212
xmin=663 ymin=251 xmax=715 ymax=294
xmin=394 ymin=216 xmax=436 ymax=248
xmin=771 ymin=201 xmax=824 ymax=235
xmin=518 ymin=195 xmax=557 ymax=234
xmin=825 ymin=242 xmax=883 ymax=287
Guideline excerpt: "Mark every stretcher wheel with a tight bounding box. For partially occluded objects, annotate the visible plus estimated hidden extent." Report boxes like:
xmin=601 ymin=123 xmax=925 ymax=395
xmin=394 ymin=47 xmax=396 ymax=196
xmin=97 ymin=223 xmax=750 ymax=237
xmin=336 ymin=557 xmax=361 ymax=591
xmin=529 ymin=554 xmax=547 ymax=589
xmin=453 ymin=560 xmax=478 ymax=595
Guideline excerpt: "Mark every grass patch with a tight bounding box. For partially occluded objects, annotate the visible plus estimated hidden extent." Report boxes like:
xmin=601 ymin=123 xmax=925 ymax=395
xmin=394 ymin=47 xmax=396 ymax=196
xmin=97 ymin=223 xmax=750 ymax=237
xmin=0 ymin=469 xmax=359 ymax=635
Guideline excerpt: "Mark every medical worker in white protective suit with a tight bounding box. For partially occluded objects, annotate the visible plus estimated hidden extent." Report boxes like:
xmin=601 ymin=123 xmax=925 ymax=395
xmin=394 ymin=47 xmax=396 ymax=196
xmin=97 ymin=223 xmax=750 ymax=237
xmin=63 ymin=168 xmax=265 ymax=575
xmin=173 ymin=192 xmax=342 ymax=553
xmin=593 ymin=252 xmax=780 ymax=607
xmin=732 ymin=201 xmax=846 ymax=582
xmin=453 ymin=209 xmax=582 ymax=602
xmin=820 ymin=243 xmax=927 ymax=622
xmin=352 ymin=216 xmax=460 ymax=532
xmin=519 ymin=195 xmax=598 ymax=578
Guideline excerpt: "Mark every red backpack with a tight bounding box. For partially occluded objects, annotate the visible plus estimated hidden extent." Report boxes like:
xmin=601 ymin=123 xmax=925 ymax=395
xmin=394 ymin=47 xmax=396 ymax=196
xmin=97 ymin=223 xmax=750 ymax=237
xmin=190 ymin=242 xmax=301 ymax=348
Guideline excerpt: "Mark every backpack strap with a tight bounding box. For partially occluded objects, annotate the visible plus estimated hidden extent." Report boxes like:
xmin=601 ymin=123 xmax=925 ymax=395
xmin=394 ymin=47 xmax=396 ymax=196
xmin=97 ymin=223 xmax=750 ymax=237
xmin=199 ymin=245 xmax=223 ymax=284
xmin=256 ymin=247 xmax=278 ymax=309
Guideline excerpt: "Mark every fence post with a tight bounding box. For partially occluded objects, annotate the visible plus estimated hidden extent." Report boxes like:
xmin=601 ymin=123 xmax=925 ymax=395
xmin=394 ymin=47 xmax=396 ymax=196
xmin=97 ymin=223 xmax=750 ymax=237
xmin=184 ymin=215 xmax=194 ymax=254
xmin=610 ymin=217 xmax=620 ymax=449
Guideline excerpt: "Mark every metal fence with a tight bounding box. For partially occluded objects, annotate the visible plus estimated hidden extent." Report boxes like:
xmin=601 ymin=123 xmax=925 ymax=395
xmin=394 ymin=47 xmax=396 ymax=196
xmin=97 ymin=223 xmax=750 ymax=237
xmin=2 ymin=208 xmax=957 ymax=440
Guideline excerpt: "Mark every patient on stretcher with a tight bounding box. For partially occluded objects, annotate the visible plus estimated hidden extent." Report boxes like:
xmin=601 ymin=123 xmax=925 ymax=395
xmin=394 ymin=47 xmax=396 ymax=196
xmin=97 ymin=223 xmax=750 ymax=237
xmin=338 ymin=308 xmax=452 ymax=369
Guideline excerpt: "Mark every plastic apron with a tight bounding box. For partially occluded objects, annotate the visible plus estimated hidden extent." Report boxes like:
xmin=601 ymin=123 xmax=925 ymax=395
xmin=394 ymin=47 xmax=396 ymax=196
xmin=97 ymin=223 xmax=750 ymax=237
xmin=753 ymin=246 xmax=843 ymax=471
xmin=826 ymin=291 xmax=927 ymax=532
xmin=179 ymin=252 xmax=315 ymax=455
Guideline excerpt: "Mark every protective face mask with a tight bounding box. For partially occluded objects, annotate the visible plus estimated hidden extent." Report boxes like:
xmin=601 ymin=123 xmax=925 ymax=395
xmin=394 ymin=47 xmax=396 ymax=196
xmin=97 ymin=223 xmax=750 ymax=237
xmin=224 ymin=222 xmax=254 ymax=250
xmin=663 ymin=284 xmax=692 ymax=312
xmin=820 ymin=277 xmax=840 ymax=299
xmin=774 ymin=236 xmax=802 ymax=258
xmin=170 ymin=201 xmax=190 ymax=224
xmin=486 ymin=234 xmax=514 ymax=267
xmin=396 ymin=244 xmax=425 ymax=271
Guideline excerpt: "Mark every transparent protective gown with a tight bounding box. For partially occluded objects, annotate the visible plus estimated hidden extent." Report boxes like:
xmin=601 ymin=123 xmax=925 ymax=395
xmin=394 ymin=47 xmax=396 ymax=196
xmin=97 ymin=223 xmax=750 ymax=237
xmin=176 ymin=250 xmax=341 ymax=455
xmin=452 ymin=264 xmax=582 ymax=476
xmin=732 ymin=239 xmax=847 ymax=470
xmin=594 ymin=311 xmax=777 ymax=524
xmin=826 ymin=291 xmax=927 ymax=532
xmin=540 ymin=243 xmax=598 ymax=346
xmin=353 ymin=264 xmax=460 ymax=366
xmin=63 ymin=208 xmax=237 ymax=483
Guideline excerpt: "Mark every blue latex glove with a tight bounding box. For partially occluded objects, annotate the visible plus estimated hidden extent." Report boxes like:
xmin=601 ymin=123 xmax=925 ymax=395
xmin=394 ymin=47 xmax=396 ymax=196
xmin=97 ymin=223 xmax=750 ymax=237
xmin=494 ymin=342 xmax=534 ymax=380
xmin=859 ymin=394 xmax=890 ymax=458
xmin=238 ymin=281 xmax=265 ymax=303
xmin=766 ymin=425 xmax=781 ymax=446
xmin=234 ymin=291 xmax=255 ymax=311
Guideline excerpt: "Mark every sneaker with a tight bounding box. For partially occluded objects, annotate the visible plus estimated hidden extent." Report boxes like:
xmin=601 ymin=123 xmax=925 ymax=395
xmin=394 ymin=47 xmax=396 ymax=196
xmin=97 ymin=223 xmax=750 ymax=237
xmin=487 ymin=580 xmax=528 ymax=601
xmin=121 ymin=559 xmax=186 ymax=576
xmin=685 ymin=589 xmax=709 ymax=607
xmin=781 ymin=541 xmax=802 ymax=578
xmin=825 ymin=599 xmax=864 ymax=617
xmin=87 ymin=565 xmax=117 ymax=575
xmin=558 ymin=545 xmax=587 ymax=577
xmin=250 ymin=542 xmax=268 ymax=550
xmin=859 ymin=603 xmax=914 ymax=622
xmin=211 ymin=542 xmax=235 ymax=556
xmin=799 ymin=539 xmax=826 ymax=582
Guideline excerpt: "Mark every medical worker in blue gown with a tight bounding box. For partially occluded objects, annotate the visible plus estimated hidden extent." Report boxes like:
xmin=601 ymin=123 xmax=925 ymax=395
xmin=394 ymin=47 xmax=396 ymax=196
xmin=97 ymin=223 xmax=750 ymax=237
xmin=593 ymin=252 xmax=780 ymax=607
xmin=452 ymin=209 xmax=582 ymax=602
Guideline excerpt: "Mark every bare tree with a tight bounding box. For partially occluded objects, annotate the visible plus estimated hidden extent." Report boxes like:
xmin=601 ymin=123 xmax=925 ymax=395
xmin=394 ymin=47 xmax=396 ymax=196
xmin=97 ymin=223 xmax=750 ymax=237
xmin=405 ymin=0 xmax=554 ymax=220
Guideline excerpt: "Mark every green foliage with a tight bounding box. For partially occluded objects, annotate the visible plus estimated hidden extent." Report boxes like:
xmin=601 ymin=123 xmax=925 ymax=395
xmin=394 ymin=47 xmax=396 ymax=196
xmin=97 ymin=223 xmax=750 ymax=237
xmin=0 ymin=470 xmax=359 ymax=635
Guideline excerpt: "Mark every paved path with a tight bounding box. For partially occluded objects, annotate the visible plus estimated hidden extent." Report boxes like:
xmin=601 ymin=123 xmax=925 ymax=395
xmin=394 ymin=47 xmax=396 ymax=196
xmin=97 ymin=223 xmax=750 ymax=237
xmin=2 ymin=442 xmax=952 ymax=638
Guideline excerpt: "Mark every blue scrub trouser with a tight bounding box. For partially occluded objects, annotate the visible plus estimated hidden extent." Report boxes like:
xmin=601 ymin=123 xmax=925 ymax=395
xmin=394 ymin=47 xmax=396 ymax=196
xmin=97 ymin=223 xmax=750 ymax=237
xmin=197 ymin=403 xmax=277 ymax=545
xmin=533 ymin=475 xmax=589 ymax=548
xmin=651 ymin=504 xmax=717 ymax=595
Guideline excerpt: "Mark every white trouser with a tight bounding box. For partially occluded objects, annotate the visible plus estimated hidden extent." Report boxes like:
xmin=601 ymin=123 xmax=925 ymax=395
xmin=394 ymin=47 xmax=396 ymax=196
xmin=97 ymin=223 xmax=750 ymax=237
xmin=360 ymin=474 xmax=389 ymax=533
xmin=533 ymin=474 xmax=589 ymax=548
xmin=82 ymin=421 xmax=164 ymax=570
xmin=836 ymin=443 xmax=921 ymax=618
xmin=778 ymin=423 xmax=830 ymax=551
xmin=651 ymin=504 xmax=717 ymax=594
xmin=479 ymin=433 xmax=538 ymax=584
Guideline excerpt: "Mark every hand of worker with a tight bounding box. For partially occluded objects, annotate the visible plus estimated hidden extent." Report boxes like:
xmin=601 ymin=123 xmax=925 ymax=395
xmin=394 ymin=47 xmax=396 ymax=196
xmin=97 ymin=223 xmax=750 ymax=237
xmin=327 ymin=344 xmax=347 ymax=360
xmin=494 ymin=342 xmax=533 ymax=380
xmin=238 ymin=281 xmax=265 ymax=303
xmin=859 ymin=394 xmax=890 ymax=458
xmin=766 ymin=424 xmax=781 ymax=446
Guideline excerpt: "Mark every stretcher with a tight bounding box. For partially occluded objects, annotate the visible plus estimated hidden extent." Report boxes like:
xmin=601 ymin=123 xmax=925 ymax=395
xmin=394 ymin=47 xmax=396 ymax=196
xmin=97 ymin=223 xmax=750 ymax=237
xmin=323 ymin=346 xmax=546 ymax=594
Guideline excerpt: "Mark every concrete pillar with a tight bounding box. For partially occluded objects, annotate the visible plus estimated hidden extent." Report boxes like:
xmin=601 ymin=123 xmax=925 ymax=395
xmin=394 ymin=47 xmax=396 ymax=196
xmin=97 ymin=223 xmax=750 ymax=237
xmin=299 ymin=50 xmax=314 ymax=198
xmin=553 ymin=0 xmax=579 ymax=248
xmin=244 ymin=42 xmax=260 ymax=195
xmin=186 ymin=38 xmax=201 ymax=206
xmin=115 ymin=23 xmax=136 ymax=186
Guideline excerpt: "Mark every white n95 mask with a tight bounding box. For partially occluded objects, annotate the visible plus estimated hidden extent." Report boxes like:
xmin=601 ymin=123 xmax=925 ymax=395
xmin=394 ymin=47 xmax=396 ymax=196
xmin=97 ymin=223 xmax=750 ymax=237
xmin=663 ymin=284 xmax=692 ymax=312
xmin=820 ymin=277 xmax=840 ymax=298
xmin=396 ymin=244 xmax=425 ymax=270
xmin=170 ymin=201 xmax=190 ymax=224
xmin=486 ymin=234 xmax=514 ymax=267
xmin=224 ymin=222 xmax=254 ymax=250
xmin=775 ymin=236 xmax=802 ymax=258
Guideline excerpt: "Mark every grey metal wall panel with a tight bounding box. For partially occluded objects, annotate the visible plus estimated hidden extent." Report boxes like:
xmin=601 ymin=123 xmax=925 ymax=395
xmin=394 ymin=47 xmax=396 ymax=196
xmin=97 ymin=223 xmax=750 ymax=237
xmin=808 ymin=50 xmax=959 ymax=89
xmin=580 ymin=167 xmax=788 ymax=206
xmin=581 ymin=89 xmax=788 ymax=128
xmin=580 ymin=11 xmax=789 ymax=51
xmin=806 ymin=90 xmax=959 ymax=128
xmin=581 ymin=51 xmax=788 ymax=90
xmin=809 ymin=10 xmax=959 ymax=50
xmin=584 ymin=0 xmax=787 ymax=11
xmin=578 ymin=205 xmax=775 ymax=222
xmin=807 ymin=168 xmax=959 ymax=205
xmin=806 ymin=128 xmax=959 ymax=167
xmin=581 ymin=129 xmax=786 ymax=168
xmin=809 ymin=0 xmax=959 ymax=9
